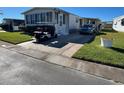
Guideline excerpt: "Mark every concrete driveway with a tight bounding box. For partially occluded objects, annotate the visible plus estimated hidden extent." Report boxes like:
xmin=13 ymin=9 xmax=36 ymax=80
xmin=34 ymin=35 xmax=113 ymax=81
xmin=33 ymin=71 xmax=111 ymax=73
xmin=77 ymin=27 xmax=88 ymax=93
xmin=0 ymin=45 xmax=116 ymax=85
xmin=34 ymin=33 xmax=94 ymax=48
xmin=18 ymin=33 xmax=94 ymax=57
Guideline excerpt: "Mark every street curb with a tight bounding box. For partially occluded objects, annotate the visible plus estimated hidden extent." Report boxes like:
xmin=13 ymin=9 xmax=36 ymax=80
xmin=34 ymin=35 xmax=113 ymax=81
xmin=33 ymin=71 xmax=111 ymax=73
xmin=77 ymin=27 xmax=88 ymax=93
xmin=44 ymin=54 xmax=124 ymax=83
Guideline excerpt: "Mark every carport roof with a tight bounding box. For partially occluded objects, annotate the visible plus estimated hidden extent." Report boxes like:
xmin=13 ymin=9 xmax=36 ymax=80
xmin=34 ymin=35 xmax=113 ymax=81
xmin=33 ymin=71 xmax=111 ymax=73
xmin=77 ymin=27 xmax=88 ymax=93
xmin=81 ymin=17 xmax=101 ymax=21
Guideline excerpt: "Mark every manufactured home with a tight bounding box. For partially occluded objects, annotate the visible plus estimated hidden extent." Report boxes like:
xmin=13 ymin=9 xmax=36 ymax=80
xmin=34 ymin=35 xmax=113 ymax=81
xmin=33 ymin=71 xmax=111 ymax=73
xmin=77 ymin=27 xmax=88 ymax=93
xmin=0 ymin=18 xmax=25 ymax=31
xmin=22 ymin=7 xmax=81 ymax=36
xmin=113 ymin=15 xmax=124 ymax=32
xmin=22 ymin=7 xmax=70 ymax=35
xmin=102 ymin=21 xmax=112 ymax=30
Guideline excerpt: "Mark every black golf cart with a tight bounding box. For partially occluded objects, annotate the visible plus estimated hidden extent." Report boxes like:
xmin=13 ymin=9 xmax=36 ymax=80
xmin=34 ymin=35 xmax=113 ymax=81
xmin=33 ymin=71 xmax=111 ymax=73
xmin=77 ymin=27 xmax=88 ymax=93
xmin=34 ymin=25 xmax=57 ymax=42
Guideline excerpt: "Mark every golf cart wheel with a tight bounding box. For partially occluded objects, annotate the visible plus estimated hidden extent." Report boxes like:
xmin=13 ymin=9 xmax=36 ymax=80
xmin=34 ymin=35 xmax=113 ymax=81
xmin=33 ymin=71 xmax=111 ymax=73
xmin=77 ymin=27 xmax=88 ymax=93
xmin=44 ymin=36 xmax=48 ymax=40
xmin=36 ymin=38 xmax=40 ymax=42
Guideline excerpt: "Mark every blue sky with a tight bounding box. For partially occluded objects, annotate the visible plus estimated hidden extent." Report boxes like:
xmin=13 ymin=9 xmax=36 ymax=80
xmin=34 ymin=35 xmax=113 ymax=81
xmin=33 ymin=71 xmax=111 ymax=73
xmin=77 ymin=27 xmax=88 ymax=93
xmin=0 ymin=7 xmax=124 ymax=23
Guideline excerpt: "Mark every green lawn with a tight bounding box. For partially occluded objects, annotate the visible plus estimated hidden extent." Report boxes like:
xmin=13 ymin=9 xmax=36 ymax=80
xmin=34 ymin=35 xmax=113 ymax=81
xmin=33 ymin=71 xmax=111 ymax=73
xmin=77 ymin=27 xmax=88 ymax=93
xmin=73 ymin=30 xmax=124 ymax=68
xmin=0 ymin=32 xmax=32 ymax=44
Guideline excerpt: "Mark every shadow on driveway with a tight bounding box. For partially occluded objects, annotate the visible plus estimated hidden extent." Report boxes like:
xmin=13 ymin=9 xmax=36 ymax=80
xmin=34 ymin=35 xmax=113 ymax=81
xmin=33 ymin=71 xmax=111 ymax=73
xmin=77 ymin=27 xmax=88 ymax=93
xmin=33 ymin=33 xmax=95 ymax=48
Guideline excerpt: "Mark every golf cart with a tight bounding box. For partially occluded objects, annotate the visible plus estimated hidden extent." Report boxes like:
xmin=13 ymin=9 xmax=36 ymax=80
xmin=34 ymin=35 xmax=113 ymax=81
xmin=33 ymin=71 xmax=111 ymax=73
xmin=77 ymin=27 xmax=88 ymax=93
xmin=34 ymin=25 xmax=57 ymax=42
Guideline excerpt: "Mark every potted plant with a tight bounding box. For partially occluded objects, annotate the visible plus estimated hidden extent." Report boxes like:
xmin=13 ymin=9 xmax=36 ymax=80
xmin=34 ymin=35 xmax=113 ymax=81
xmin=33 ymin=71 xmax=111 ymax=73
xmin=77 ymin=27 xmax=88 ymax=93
xmin=100 ymin=35 xmax=113 ymax=48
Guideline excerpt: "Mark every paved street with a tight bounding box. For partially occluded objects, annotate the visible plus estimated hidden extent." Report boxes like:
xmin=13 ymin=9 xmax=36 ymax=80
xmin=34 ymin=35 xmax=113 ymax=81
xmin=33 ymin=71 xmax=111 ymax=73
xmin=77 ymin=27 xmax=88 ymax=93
xmin=0 ymin=46 xmax=116 ymax=85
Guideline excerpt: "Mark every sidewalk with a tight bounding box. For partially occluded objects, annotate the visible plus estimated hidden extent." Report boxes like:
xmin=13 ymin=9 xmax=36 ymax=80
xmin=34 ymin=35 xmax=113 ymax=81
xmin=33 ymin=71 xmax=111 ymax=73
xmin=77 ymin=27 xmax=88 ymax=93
xmin=18 ymin=40 xmax=83 ymax=57
xmin=9 ymin=45 xmax=123 ymax=84
xmin=0 ymin=40 xmax=16 ymax=48
xmin=18 ymin=40 xmax=60 ymax=54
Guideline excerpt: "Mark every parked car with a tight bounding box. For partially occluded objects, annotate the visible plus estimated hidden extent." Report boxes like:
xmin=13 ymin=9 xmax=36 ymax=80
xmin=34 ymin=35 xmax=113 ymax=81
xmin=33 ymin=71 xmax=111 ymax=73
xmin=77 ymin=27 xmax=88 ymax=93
xmin=79 ymin=24 xmax=96 ymax=34
xmin=34 ymin=25 xmax=57 ymax=42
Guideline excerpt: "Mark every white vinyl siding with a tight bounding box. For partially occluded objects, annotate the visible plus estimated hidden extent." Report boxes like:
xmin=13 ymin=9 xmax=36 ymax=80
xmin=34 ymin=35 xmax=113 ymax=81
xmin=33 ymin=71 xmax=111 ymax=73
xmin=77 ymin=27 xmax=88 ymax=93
xmin=69 ymin=14 xmax=80 ymax=30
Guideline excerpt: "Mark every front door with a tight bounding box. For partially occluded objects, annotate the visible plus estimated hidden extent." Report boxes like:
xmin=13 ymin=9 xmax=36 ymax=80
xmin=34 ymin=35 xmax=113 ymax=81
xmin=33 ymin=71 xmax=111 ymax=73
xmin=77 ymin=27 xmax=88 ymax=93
xmin=57 ymin=14 xmax=67 ymax=35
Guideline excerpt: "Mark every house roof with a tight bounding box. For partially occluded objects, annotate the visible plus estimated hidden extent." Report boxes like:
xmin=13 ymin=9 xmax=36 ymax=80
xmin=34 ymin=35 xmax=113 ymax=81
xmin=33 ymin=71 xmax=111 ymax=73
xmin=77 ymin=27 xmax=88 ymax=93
xmin=22 ymin=7 xmax=70 ymax=15
xmin=69 ymin=13 xmax=81 ymax=18
xmin=3 ymin=18 xmax=24 ymax=21
xmin=102 ymin=21 xmax=112 ymax=24
xmin=22 ymin=7 xmax=81 ymax=18
xmin=22 ymin=7 xmax=102 ymax=21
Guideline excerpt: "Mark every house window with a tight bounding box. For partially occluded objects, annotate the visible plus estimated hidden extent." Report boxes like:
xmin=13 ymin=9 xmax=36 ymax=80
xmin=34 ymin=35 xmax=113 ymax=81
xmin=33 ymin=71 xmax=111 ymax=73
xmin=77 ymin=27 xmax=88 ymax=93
xmin=121 ymin=19 xmax=124 ymax=26
xmin=31 ymin=12 xmax=53 ymax=24
xmin=26 ymin=15 xmax=31 ymax=24
xmin=40 ymin=13 xmax=43 ymax=22
xmin=26 ymin=15 xmax=29 ymax=24
xmin=25 ymin=15 xmax=29 ymax=24
xmin=32 ymin=14 xmax=35 ymax=24
xmin=55 ymin=12 xmax=58 ymax=24
xmin=46 ymin=12 xmax=52 ymax=22
xmin=60 ymin=16 xmax=62 ymax=26
xmin=63 ymin=14 xmax=65 ymax=24
xmin=36 ymin=14 xmax=40 ymax=23
xmin=42 ymin=13 xmax=45 ymax=22
xmin=49 ymin=12 xmax=52 ymax=22
xmin=35 ymin=14 xmax=38 ymax=23
xmin=46 ymin=12 xmax=49 ymax=22
xmin=30 ymin=15 xmax=33 ymax=24
xmin=30 ymin=14 xmax=35 ymax=24
xmin=38 ymin=14 xmax=40 ymax=22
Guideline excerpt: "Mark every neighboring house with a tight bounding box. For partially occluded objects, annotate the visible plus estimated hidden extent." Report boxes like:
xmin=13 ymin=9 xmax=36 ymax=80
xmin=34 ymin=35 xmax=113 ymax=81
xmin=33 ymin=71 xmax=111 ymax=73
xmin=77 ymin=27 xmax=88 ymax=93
xmin=102 ymin=21 xmax=112 ymax=30
xmin=80 ymin=17 xmax=102 ymax=32
xmin=22 ymin=7 xmax=70 ymax=35
xmin=113 ymin=15 xmax=124 ymax=32
xmin=80 ymin=17 xmax=101 ymax=27
xmin=0 ymin=18 xmax=25 ymax=31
